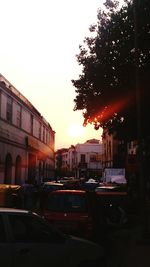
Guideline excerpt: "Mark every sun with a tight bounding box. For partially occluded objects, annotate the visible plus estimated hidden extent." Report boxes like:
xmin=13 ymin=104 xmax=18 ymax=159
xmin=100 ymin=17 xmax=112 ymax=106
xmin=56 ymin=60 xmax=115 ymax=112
xmin=68 ymin=123 xmax=85 ymax=137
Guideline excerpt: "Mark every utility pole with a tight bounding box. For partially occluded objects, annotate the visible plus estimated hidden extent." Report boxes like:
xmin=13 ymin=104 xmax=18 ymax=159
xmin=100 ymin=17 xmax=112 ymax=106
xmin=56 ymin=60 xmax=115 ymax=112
xmin=133 ymin=0 xmax=150 ymax=238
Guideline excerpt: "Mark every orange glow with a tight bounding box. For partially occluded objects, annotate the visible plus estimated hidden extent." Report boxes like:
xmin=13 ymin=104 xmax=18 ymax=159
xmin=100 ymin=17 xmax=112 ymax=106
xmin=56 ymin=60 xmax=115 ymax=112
xmin=91 ymin=93 xmax=135 ymax=123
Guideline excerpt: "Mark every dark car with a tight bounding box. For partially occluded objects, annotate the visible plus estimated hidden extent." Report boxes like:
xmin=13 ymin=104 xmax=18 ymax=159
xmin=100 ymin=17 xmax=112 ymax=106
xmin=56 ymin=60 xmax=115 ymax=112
xmin=41 ymin=182 xmax=65 ymax=192
xmin=95 ymin=184 xmax=128 ymax=227
xmin=0 ymin=208 xmax=105 ymax=267
xmin=18 ymin=183 xmax=40 ymax=211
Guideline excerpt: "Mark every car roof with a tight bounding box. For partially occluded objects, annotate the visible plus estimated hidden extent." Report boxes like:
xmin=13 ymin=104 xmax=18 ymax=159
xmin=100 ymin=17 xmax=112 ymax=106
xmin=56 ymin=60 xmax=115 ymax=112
xmin=48 ymin=189 xmax=86 ymax=194
xmin=43 ymin=182 xmax=64 ymax=186
xmin=96 ymin=186 xmax=118 ymax=190
xmin=0 ymin=184 xmax=21 ymax=189
xmin=0 ymin=208 xmax=34 ymax=214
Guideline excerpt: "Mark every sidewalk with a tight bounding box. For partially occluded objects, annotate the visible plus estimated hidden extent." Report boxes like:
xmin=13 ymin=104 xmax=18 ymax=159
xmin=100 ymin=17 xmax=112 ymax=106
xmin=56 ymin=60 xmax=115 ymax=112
xmin=105 ymin=209 xmax=150 ymax=267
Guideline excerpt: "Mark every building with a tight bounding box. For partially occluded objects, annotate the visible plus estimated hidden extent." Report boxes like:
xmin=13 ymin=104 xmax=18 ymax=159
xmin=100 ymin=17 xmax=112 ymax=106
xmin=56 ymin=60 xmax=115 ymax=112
xmin=0 ymin=74 xmax=55 ymax=185
xmin=55 ymin=139 xmax=103 ymax=179
xmin=55 ymin=148 xmax=69 ymax=178
xmin=102 ymin=128 xmax=140 ymax=182
xmin=102 ymin=128 xmax=126 ymax=169
xmin=74 ymin=139 xmax=103 ymax=179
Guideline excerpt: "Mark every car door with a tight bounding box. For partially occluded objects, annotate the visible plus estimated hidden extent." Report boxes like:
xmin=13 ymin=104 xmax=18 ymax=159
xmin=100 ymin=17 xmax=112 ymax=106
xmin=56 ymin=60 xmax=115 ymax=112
xmin=0 ymin=214 xmax=13 ymax=267
xmin=7 ymin=213 xmax=69 ymax=267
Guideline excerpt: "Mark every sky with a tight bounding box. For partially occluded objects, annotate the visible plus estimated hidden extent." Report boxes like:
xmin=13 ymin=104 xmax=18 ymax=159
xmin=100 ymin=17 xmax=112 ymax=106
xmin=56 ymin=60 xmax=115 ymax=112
xmin=0 ymin=0 xmax=105 ymax=149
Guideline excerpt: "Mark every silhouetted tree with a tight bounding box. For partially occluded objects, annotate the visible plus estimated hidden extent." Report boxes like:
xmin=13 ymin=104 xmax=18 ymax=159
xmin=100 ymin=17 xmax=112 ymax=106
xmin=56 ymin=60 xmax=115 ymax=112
xmin=72 ymin=0 xmax=150 ymax=205
xmin=72 ymin=0 xmax=150 ymax=142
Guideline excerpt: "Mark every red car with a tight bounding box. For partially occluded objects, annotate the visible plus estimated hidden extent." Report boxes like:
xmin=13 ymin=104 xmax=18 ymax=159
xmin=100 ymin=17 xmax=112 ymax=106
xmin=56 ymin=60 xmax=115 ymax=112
xmin=41 ymin=189 xmax=102 ymax=241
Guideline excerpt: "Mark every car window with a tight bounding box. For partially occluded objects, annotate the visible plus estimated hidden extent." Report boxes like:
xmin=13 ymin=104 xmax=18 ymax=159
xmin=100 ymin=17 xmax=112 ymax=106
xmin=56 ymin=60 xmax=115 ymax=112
xmin=8 ymin=214 xmax=65 ymax=243
xmin=0 ymin=215 xmax=6 ymax=242
xmin=47 ymin=193 xmax=88 ymax=212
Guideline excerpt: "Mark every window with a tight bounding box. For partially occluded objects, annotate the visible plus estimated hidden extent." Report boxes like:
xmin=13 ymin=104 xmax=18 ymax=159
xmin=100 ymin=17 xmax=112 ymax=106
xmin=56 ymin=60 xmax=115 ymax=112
xmin=90 ymin=154 xmax=97 ymax=162
xmin=6 ymin=96 xmax=12 ymax=123
xmin=16 ymin=104 xmax=21 ymax=128
xmin=9 ymin=214 xmax=64 ymax=243
xmin=47 ymin=132 xmax=50 ymax=145
xmin=47 ymin=193 xmax=88 ymax=213
xmin=43 ymin=126 xmax=45 ymax=142
xmin=80 ymin=154 xmax=85 ymax=163
xmin=30 ymin=115 xmax=33 ymax=135
xmin=46 ymin=129 xmax=48 ymax=144
xmin=39 ymin=123 xmax=41 ymax=140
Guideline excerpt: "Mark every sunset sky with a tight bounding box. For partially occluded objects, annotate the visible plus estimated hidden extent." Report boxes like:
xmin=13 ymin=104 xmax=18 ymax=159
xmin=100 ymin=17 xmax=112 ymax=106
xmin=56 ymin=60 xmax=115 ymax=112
xmin=0 ymin=0 xmax=105 ymax=149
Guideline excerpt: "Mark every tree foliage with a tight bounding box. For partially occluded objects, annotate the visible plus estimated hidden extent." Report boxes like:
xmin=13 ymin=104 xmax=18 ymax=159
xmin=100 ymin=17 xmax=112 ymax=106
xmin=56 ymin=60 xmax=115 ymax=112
xmin=72 ymin=0 xmax=150 ymax=141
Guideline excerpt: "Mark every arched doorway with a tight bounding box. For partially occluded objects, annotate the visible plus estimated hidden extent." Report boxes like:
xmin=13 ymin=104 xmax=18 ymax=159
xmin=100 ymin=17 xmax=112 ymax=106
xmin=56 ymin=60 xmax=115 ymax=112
xmin=15 ymin=156 xmax=21 ymax=185
xmin=4 ymin=153 xmax=12 ymax=184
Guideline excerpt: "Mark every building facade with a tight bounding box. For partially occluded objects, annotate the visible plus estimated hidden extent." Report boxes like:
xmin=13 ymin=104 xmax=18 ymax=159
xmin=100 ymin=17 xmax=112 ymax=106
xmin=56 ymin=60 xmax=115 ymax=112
xmin=0 ymin=74 xmax=55 ymax=185
xmin=74 ymin=139 xmax=103 ymax=179
xmin=55 ymin=139 xmax=103 ymax=179
xmin=102 ymin=128 xmax=139 ymax=180
xmin=102 ymin=128 xmax=126 ymax=169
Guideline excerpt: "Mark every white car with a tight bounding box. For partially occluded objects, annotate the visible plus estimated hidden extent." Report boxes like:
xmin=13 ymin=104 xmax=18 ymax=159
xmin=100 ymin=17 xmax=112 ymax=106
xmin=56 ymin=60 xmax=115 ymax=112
xmin=0 ymin=208 xmax=106 ymax=267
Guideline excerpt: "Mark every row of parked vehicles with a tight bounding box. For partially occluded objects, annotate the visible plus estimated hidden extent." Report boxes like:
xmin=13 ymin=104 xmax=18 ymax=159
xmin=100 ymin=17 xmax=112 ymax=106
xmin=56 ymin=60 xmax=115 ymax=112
xmin=0 ymin=179 xmax=131 ymax=266
xmin=0 ymin=182 xmax=107 ymax=267
xmin=0 ymin=179 xmax=129 ymax=238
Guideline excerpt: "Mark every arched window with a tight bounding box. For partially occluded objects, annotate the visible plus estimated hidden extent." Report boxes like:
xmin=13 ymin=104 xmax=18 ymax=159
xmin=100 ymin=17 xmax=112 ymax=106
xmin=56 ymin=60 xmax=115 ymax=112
xmin=4 ymin=153 xmax=12 ymax=184
xmin=15 ymin=156 xmax=22 ymax=185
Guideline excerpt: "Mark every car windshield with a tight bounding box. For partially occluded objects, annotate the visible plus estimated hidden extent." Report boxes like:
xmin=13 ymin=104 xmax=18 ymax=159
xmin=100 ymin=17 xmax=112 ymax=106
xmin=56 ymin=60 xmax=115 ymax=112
xmin=46 ymin=193 xmax=88 ymax=213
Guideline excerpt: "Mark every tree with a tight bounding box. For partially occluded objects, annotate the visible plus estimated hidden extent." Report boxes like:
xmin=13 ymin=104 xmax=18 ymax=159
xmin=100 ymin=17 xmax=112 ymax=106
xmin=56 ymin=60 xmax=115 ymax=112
xmin=72 ymin=0 xmax=150 ymax=142
xmin=72 ymin=0 xmax=150 ymax=227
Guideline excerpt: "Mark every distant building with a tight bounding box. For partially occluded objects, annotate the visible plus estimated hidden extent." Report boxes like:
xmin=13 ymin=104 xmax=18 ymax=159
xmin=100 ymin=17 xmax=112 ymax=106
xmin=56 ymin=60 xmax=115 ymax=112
xmin=55 ymin=148 xmax=69 ymax=178
xmin=74 ymin=139 xmax=103 ymax=179
xmin=0 ymin=74 xmax=55 ymax=185
xmin=55 ymin=139 xmax=103 ymax=179
xmin=102 ymin=128 xmax=139 ymax=178
xmin=102 ymin=128 xmax=126 ymax=169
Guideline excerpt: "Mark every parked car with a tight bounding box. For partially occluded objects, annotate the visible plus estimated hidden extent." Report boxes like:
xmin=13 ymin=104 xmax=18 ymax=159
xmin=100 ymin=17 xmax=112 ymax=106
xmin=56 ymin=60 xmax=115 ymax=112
xmin=58 ymin=178 xmax=81 ymax=189
xmin=95 ymin=185 xmax=128 ymax=227
xmin=41 ymin=189 xmax=105 ymax=243
xmin=18 ymin=183 xmax=40 ymax=210
xmin=40 ymin=182 xmax=65 ymax=192
xmin=0 ymin=184 xmax=21 ymax=208
xmin=0 ymin=208 xmax=106 ymax=267
xmin=80 ymin=179 xmax=99 ymax=192
xmin=95 ymin=183 xmax=127 ymax=193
